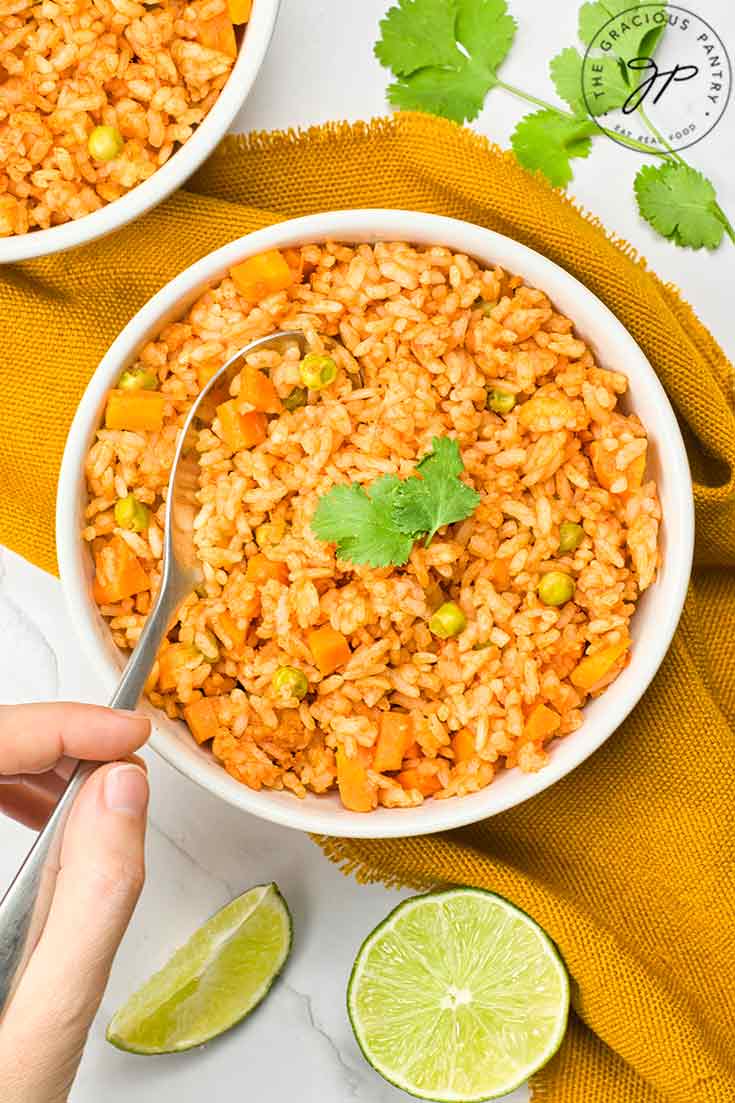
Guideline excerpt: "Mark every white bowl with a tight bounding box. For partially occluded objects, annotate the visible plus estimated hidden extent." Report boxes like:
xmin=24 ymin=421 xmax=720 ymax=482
xmin=56 ymin=210 xmax=694 ymax=838
xmin=0 ymin=0 xmax=280 ymax=264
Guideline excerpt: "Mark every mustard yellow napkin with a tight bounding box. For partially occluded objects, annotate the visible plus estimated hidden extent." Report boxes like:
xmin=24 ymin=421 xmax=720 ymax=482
xmin=1 ymin=114 xmax=734 ymax=1102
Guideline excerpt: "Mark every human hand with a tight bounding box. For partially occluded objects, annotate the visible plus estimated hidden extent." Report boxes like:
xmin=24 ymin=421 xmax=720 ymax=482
xmin=0 ymin=703 xmax=150 ymax=1103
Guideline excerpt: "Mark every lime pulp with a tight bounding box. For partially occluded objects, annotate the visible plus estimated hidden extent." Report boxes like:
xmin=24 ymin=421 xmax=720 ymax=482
xmin=107 ymin=883 xmax=292 ymax=1054
xmin=347 ymin=887 xmax=569 ymax=1101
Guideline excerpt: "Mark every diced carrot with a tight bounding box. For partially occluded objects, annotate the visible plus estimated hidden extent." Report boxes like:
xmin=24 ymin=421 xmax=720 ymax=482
xmin=373 ymin=713 xmax=414 ymax=773
xmin=158 ymin=643 xmax=201 ymax=693
xmin=184 ymin=697 xmax=220 ymax=744
xmin=398 ymin=768 xmax=442 ymax=797
xmin=490 ymin=558 xmax=511 ymax=589
xmin=452 ymin=728 xmax=476 ymax=764
xmin=227 ymin=0 xmax=251 ymax=23
xmin=307 ymin=626 xmax=351 ymax=676
xmin=590 ymin=442 xmax=646 ymax=494
xmin=245 ymin=553 xmax=288 ymax=586
xmin=229 ymin=250 xmax=294 ymax=302
xmin=522 ymin=702 xmax=561 ymax=745
xmin=216 ymin=399 xmax=267 ymax=450
xmin=336 ymin=746 xmax=377 ymax=812
xmin=239 ymin=410 xmax=268 ymax=448
xmin=212 ymin=610 xmax=250 ymax=653
xmin=283 ymin=247 xmax=304 ymax=282
xmin=571 ymin=639 xmax=630 ymax=692
xmin=403 ymin=740 xmax=420 ymax=760
xmin=240 ymin=365 xmax=281 ymax=413
xmin=626 ymin=446 xmax=647 ymax=490
xmin=105 ymin=389 xmax=166 ymax=432
xmin=93 ymin=534 xmax=150 ymax=604
xmin=197 ymin=359 xmax=221 ymax=389
xmin=199 ymin=10 xmax=237 ymax=57
xmin=216 ymin=398 xmax=246 ymax=449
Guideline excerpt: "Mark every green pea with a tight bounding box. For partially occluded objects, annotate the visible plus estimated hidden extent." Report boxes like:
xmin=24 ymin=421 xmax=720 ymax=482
xmin=299 ymin=354 xmax=338 ymax=390
xmin=537 ymin=571 xmax=575 ymax=607
xmin=272 ymin=665 xmax=309 ymax=700
xmin=486 ymin=388 xmax=516 ymax=415
xmin=114 ymin=494 xmax=150 ymax=533
xmin=118 ymin=367 xmax=157 ymax=391
xmin=283 ymin=385 xmax=308 ymax=411
xmin=88 ymin=125 xmax=124 ymax=162
xmin=429 ymin=601 xmax=467 ymax=639
xmin=558 ymin=522 xmax=584 ymax=555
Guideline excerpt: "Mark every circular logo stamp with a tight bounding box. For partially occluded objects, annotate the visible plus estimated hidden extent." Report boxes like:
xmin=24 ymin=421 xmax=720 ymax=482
xmin=581 ymin=4 xmax=731 ymax=152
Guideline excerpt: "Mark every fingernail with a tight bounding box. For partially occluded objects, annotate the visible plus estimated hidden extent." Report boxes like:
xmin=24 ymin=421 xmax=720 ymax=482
xmin=104 ymin=764 xmax=149 ymax=815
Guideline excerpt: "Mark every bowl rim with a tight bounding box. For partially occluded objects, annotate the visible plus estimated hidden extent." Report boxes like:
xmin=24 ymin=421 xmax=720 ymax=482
xmin=0 ymin=0 xmax=281 ymax=265
xmin=56 ymin=208 xmax=695 ymax=838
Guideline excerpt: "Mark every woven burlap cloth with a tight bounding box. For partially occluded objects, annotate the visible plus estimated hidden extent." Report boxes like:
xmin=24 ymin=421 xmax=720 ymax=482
xmin=1 ymin=114 xmax=734 ymax=1102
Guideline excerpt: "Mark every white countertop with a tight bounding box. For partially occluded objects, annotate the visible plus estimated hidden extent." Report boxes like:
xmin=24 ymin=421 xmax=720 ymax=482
xmin=1 ymin=2 xmax=732 ymax=1100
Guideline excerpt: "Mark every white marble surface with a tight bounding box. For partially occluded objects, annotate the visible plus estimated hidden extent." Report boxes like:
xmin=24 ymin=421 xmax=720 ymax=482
xmin=2 ymin=1 xmax=733 ymax=1100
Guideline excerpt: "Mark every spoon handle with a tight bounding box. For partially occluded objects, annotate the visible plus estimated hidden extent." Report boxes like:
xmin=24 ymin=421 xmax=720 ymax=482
xmin=0 ymin=757 xmax=94 ymax=1013
xmin=0 ymin=581 xmax=182 ymax=1014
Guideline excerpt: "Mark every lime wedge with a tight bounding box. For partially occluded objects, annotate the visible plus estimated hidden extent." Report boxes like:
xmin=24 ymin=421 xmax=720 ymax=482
xmin=347 ymin=888 xmax=569 ymax=1101
xmin=107 ymin=883 xmax=292 ymax=1054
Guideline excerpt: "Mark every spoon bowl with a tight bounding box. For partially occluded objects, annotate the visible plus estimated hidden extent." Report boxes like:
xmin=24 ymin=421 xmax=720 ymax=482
xmin=113 ymin=329 xmax=309 ymax=707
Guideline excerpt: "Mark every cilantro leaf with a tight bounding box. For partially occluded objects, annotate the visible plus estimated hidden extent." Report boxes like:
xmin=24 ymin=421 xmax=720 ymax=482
xmin=311 ymin=475 xmax=414 ymax=567
xmin=392 ymin=437 xmax=481 ymax=544
xmin=550 ymin=46 xmax=629 ymax=116
xmin=387 ymin=66 xmax=490 ymax=124
xmin=511 ymin=110 xmax=596 ymax=187
xmin=578 ymin=1 xmax=668 ymax=75
xmin=375 ymin=0 xmax=516 ymax=124
xmin=634 ymin=163 xmax=724 ymax=250
xmin=374 ymin=0 xmax=463 ymax=75
xmin=578 ymin=0 xmax=630 ymax=46
xmin=455 ymin=0 xmax=517 ymax=75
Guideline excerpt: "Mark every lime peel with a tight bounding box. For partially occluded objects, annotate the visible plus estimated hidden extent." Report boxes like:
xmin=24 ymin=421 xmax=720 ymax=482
xmin=107 ymin=882 xmax=292 ymax=1054
xmin=347 ymin=887 xmax=569 ymax=1102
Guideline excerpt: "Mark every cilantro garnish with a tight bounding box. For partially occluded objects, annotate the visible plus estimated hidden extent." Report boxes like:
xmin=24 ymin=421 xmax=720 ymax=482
xmin=311 ymin=437 xmax=480 ymax=567
xmin=375 ymin=0 xmax=517 ymax=124
xmin=578 ymin=1 xmax=668 ymax=68
xmin=392 ymin=436 xmax=481 ymax=544
xmin=510 ymin=110 xmax=596 ymax=188
xmin=634 ymin=163 xmax=725 ymax=251
xmin=549 ymin=46 xmax=628 ymax=117
xmin=373 ymin=0 xmax=734 ymax=251
xmin=310 ymin=475 xmax=414 ymax=568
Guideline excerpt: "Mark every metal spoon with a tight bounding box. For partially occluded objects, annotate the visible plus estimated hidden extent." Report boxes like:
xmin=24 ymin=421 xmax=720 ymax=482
xmin=0 ymin=329 xmax=309 ymax=1013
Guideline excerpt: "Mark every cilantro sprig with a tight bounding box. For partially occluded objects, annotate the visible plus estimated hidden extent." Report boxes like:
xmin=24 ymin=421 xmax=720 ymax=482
xmin=375 ymin=0 xmax=516 ymax=124
xmin=311 ymin=437 xmax=480 ymax=567
xmin=310 ymin=475 xmax=414 ymax=568
xmin=374 ymin=0 xmax=734 ymax=251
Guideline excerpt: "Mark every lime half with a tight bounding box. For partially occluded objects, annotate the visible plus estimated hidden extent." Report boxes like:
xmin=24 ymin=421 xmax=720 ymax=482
xmin=107 ymin=883 xmax=292 ymax=1054
xmin=347 ymin=888 xmax=569 ymax=1101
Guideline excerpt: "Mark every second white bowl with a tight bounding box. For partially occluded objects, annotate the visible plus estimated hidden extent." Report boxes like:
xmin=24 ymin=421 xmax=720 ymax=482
xmin=0 ymin=0 xmax=280 ymax=264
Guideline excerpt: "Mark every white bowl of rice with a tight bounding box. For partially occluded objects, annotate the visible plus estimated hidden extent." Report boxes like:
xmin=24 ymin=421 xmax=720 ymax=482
xmin=0 ymin=0 xmax=280 ymax=263
xmin=57 ymin=209 xmax=694 ymax=838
